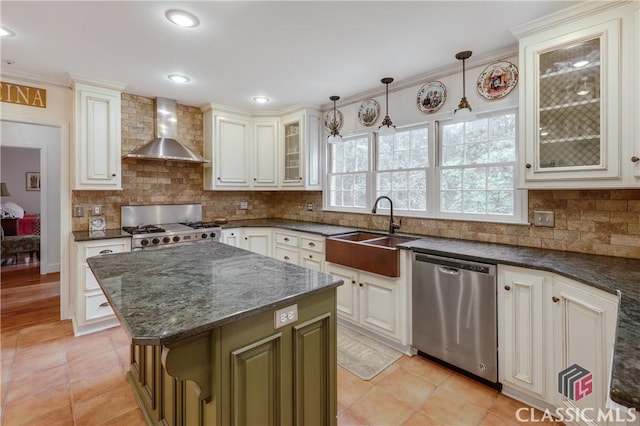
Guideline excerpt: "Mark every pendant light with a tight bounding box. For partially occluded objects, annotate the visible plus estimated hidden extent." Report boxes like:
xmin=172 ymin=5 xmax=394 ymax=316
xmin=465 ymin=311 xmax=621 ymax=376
xmin=454 ymin=51 xmax=475 ymax=120
xmin=378 ymin=77 xmax=396 ymax=136
xmin=327 ymin=96 xmax=343 ymax=144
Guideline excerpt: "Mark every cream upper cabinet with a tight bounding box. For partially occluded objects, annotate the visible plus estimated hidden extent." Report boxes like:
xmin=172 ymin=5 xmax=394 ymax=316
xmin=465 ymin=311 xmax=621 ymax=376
xmin=252 ymin=118 xmax=279 ymax=187
xmin=280 ymin=108 xmax=322 ymax=189
xmin=203 ymin=108 xmax=252 ymax=188
xmin=512 ymin=1 xmax=638 ymax=188
xmin=203 ymin=105 xmax=321 ymax=190
xmin=72 ymin=80 xmax=125 ymax=190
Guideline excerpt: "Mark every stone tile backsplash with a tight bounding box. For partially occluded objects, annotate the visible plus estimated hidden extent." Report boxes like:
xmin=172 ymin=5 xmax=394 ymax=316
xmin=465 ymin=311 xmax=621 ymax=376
xmin=72 ymin=93 xmax=640 ymax=259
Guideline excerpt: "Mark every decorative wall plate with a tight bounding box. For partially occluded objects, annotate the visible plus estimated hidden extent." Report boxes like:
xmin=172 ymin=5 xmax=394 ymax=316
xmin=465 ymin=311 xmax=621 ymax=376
xmin=477 ymin=61 xmax=519 ymax=100
xmin=324 ymin=109 xmax=343 ymax=133
xmin=358 ymin=99 xmax=379 ymax=127
xmin=416 ymin=81 xmax=446 ymax=114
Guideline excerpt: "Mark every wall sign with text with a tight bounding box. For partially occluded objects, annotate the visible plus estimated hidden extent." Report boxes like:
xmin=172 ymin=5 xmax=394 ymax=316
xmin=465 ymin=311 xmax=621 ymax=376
xmin=0 ymin=81 xmax=47 ymax=108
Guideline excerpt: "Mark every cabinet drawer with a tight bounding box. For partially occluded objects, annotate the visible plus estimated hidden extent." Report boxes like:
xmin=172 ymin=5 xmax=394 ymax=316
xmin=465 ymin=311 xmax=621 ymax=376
xmin=275 ymin=246 xmax=299 ymax=265
xmin=300 ymin=249 xmax=324 ymax=263
xmin=85 ymin=292 xmax=115 ymax=321
xmin=300 ymin=237 xmax=324 ymax=253
xmin=84 ymin=242 xmax=129 ymax=259
xmin=275 ymin=232 xmax=299 ymax=248
xmin=85 ymin=266 xmax=100 ymax=291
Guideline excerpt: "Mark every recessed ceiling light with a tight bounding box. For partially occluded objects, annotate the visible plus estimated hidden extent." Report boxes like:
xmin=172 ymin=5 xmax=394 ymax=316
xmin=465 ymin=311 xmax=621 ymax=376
xmin=0 ymin=26 xmax=16 ymax=37
xmin=167 ymin=74 xmax=191 ymax=84
xmin=165 ymin=9 xmax=199 ymax=28
xmin=252 ymin=96 xmax=271 ymax=104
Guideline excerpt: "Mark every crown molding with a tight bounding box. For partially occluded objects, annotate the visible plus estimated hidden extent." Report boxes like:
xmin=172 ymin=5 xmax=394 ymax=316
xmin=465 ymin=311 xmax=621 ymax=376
xmin=0 ymin=69 xmax=69 ymax=88
xmin=67 ymin=73 xmax=127 ymax=92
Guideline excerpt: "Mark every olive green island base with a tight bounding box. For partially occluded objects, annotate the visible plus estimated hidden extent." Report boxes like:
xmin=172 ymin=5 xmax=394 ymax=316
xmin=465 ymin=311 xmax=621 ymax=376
xmin=125 ymin=289 xmax=337 ymax=426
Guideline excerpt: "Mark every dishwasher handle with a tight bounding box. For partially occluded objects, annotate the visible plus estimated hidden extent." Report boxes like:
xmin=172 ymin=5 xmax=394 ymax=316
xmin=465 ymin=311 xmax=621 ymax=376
xmin=413 ymin=252 xmax=495 ymax=276
xmin=438 ymin=266 xmax=460 ymax=275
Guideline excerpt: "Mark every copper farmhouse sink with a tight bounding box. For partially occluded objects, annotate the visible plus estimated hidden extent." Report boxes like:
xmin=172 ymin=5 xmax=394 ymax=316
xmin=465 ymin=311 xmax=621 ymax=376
xmin=325 ymin=232 xmax=418 ymax=277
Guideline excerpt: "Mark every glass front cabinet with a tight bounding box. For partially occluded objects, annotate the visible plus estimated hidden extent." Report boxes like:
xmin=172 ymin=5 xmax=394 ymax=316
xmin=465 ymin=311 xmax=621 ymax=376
xmin=516 ymin=10 xmax=626 ymax=187
xmin=282 ymin=117 xmax=303 ymax=185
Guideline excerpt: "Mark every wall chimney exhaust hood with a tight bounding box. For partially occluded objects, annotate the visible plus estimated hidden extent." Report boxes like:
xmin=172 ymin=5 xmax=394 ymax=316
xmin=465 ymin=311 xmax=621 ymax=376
xmin=123 ymin=97 xmax=209 ymax=163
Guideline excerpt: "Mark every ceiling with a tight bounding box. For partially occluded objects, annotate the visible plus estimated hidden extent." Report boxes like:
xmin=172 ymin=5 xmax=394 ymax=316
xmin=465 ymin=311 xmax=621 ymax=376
xmin=1 ymin=1 xmax=579 ymax=111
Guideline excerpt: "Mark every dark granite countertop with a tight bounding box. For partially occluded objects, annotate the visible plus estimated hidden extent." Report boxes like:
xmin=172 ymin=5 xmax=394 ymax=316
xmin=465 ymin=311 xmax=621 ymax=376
xmin=86 ymin=242 xmax=342 ymax=346
xmin=220 ymin=219 xmax=359 ymax=237
xmin=398 ymin=236 xmax=640 ymax=411
xmin=73 ymin=229 xmax=131 ymax=242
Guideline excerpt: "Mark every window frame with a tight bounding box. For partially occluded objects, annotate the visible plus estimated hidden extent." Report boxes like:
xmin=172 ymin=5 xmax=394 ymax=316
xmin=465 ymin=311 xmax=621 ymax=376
xmin=323 ymin=132 xmax=373 ymax=215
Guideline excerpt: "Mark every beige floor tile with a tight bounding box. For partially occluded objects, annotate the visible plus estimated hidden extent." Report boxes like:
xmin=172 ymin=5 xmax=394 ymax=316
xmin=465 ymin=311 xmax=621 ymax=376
xmin=418 ymin=387 xmax=487 ymax=425
xmin=377 ymin=366 xmax=437 ymax=407
xmin=100 ymin=406 xmax=147 ymax=425
xmin=68 ymin=349 xmax=121 ymax=382
xmin=65 ymin=332 xmax=114 ymax=364
xmin=488 ymin=393 xmax=535 ymax=423
xmin=402 ymin=410 xmax=449 ymax=426
xmin=2 ymin=383 xmax=71 ymax=425
xmin=73 ymin=379 xmax=139 ymax=424
xmin=441 ymin=372 xmax=499 ymax=409
xmin=70 ymin=366 xmax=128 ymax=405
xmin=16 ymin=404 xmax=74 ymax=426
xmin=13 ymin=338 xmax=66 ymax=363
xmin=337 ymin=407 xmax=369 ymax=426
xmin=115 ymin=345 xmax=132 ymax=371
xmin=369 ymin=354 xmax=409 ymax=385
xmin=6 ymin=364 xmax=68 ymax=403
xmin=348 ymin=387 xmax=414 ymax=426
xmin=109 ymin=326 xmax=131 ymax=348
xmin=337 ymin=366 xmax=374 ymax=408
xmin=17 ymin=322 xmax=69 ymax=348
xmin=480 ymin=411 xmax=520 ymax=426
xmin=11 ymin=345 xmax=67 ymax=379
xmin=401 ymin=356 xmax=452 ymax=386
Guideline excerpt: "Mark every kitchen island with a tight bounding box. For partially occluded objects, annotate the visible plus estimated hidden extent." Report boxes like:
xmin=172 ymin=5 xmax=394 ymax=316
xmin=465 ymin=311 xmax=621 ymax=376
xmin=87 ymin=242 xmax=342 ymax=426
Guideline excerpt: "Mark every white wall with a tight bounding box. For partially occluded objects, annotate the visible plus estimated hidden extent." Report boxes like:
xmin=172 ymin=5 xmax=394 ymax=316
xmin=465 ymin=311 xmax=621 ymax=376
xmin=1 ymin=146 xmax=41 ymax=214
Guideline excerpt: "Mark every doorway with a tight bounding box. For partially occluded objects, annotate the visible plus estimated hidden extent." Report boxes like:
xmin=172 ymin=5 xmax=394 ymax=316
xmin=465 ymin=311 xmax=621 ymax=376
xmin=1 ymin=120 xmax=61 ymax=275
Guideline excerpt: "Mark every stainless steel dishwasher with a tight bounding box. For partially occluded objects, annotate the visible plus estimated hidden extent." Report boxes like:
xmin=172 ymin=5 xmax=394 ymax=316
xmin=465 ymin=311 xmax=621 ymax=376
xmin=412 ymin=252 xmax=498 ymax=384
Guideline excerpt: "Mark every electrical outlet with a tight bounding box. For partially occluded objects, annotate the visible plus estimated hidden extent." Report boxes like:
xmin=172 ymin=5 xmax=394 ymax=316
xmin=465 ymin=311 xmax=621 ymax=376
xmin=274 ymin=304 xmax=298 ymax=329
xmin=92 ymin=205 xmax=102 ymax=215
xmin=533 ymin=210 xmax=555 ymax=227
xmin=74 ymin=205 xmax=84 ymax=217
xmin=306 ymin=202 xmax=314 ymax=211
xmin=239 ymin=201 xmax=249 ymax=210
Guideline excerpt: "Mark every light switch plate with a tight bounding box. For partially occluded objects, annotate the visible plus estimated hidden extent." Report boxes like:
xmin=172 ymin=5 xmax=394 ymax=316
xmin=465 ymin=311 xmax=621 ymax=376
xmin=92 ymin=205 xmax=102 ymax=215
xmin=274 ymin=304 xmax=298 ymax=329
xmin=534 ymin=210 xmax=555 ymax=227
xmin=306 ymin=202 xmax=314 ymax=211
xmin=239 ymin=201 xmax=248 ymax=210
xmin=74 ymin=206 xmax=84 ymax=217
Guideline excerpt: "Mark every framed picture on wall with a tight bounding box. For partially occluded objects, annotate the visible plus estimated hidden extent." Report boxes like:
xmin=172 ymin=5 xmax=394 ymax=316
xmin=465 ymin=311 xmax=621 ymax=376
xmin=26 ymin=172 xmax=40 ymax=191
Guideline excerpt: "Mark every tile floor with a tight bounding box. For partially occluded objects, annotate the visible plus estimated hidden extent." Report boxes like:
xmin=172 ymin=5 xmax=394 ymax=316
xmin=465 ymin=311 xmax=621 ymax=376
xmin=0 ymin=320 xmax=558 ymax=426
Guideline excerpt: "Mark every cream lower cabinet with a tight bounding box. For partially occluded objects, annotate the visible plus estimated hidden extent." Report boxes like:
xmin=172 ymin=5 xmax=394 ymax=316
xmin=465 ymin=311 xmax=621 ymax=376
xmin=73 ymin=238 xmax=131 ymax=335
xmin=326 ymin=262 xmax=403 ymax=343
xmin=273 ymin=230 xmax=325 ymax=272
xmin=220 ymin=228 xmax=242 ymax=248
xmin=242 ymin=228 xmax=272 ymax=257
xmin=498 ymin=266 xmax=551 ymax=400
xmin=551 ymin=276 xmax=618 ymax=425
xmin=498 ymin=265 xmax=619 ymax=423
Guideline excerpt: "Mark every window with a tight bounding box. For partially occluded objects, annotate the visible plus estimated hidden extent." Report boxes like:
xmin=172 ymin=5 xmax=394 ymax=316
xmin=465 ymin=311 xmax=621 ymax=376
xmin=375 ymin=126 xmax=429 ymax=212
xmin=438 ymin=111 xmax=520 ymax=219
xmin=327 ymin=134 xmax=369 ymax=209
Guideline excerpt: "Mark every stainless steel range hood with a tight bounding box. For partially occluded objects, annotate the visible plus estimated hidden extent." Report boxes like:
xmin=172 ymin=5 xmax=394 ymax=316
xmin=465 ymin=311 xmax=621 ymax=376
xmin=123 ymin=97 xmax=209 ymax=163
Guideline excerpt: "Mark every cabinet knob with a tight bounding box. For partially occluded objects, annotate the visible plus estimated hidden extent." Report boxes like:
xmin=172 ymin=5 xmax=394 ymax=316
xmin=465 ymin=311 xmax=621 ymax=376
xmin=308 ymin=242 xmax=315 ymax=247
xmin=359 ymin=283 xmax=363 ymax=287
xmin=284 ymin=237 xmax=290 ymax=242
xmin=552 ymin=296 xmax=560 ymax=303
xmin=99 ymin=301 xmax=110 ymax=308
xmin=217 ymin=177 xmax=221 ymax=180
xmin=284 ymin=256 xmax=290 ymax=261
xmin=632 ymin=156 xmax=640 ymax=163
xmin=504 ymin=285 xmax=511 ymax=291
xmin=309 ymin=255 xmax=313 ymax=259
xmin=244 ymin=237 xmax=248 ymax=240
xmin=299 ymin=177 xmax=302 ymax=180
xmin=111 ymin=173 xmax=116 ymax=177
xmin=99 ymin=249 xmax=113 ymax=255
xmin=351 ymin=280 xmax=356 ymax=284
xmin=525 ymin=163 xmax=532 ymax=169
xmin=253 ymin=178 xmax=257 ymax=181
